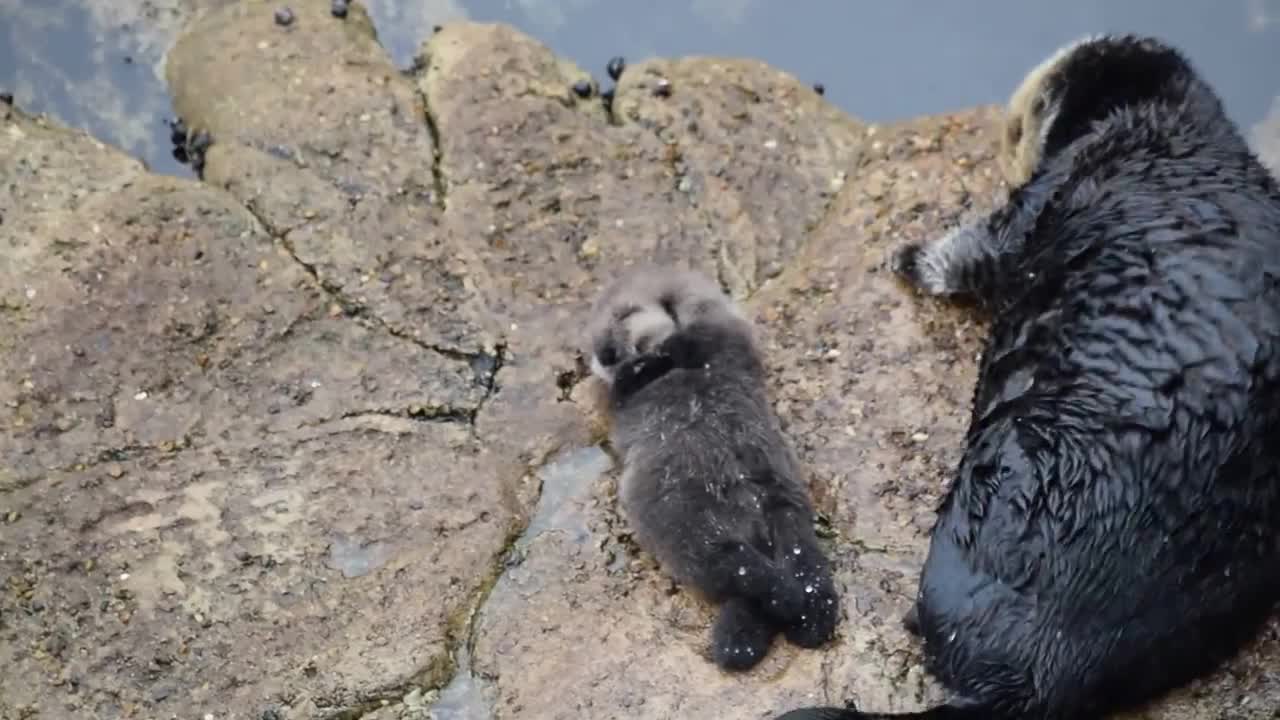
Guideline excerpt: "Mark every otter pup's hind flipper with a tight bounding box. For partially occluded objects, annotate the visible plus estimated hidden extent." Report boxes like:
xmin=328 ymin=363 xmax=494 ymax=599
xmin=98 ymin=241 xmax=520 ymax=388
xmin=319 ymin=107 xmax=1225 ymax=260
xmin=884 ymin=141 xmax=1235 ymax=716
xmin=700 ymin=539 xmax=807 ymax=623
xmin=710 ymin=596 xmax=776 ymax=671
xmin=769 ymin=509 xmax=840 ymax=648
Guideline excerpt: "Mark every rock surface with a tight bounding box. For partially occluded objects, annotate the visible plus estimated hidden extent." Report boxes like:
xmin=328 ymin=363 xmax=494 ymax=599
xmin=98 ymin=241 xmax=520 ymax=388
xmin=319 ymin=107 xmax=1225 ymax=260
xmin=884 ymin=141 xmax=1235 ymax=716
xmin=3 ymin=5 xmax=1280 ymax=720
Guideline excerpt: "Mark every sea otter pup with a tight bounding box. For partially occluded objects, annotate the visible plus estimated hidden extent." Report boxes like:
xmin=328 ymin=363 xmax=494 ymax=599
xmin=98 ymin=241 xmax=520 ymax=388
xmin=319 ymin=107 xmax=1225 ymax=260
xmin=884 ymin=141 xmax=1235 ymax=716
xmin=776 ymin=34 xmax=1280 ymax=719
xmin=587 ymin=265 xmax=839 ymax=671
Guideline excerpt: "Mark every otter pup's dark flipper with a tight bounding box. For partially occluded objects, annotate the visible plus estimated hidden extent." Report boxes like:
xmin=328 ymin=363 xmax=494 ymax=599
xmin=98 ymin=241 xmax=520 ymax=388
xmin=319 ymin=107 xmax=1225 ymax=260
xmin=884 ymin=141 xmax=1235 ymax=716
xmin=700 ymin=538 xmax=807 ymax=624
xmin=769 ymin=508 xmax=840 ymax=648
xmin=710 ymin=596 xmax=776 ymax=671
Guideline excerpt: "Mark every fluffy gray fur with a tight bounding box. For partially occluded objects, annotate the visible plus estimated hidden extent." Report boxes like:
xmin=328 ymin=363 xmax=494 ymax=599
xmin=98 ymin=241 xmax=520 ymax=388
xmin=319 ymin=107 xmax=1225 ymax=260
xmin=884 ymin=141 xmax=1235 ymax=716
xmin=587 ymin=265 xmax=840 ymax=671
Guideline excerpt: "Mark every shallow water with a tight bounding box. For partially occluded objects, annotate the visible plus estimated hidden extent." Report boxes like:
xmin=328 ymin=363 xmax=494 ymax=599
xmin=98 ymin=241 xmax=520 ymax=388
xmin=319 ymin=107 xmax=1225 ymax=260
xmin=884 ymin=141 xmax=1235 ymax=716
xmin=2 ymin=0 xmax=1278 ymax=176
xmin=427 ymin=646 xmax=495 ymax=720
xmin=0 ymin=0 xmax=191 ymax=175
xmin=515 ymin=444 xmax=614 ymax=552
xmin=424 ymin=444 xmax=613 ymax=719
xmin=326 ymin=534 xmax=393 ymax=578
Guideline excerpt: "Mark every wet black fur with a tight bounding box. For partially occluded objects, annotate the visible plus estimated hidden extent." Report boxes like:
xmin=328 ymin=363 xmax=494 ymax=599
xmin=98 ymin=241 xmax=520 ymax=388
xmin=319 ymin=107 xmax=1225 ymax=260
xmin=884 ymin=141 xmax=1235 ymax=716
xmin=591 ymin=268 xmax=840 ymax=671
xmin=781 ymin=35 xmax=1280 ymax=719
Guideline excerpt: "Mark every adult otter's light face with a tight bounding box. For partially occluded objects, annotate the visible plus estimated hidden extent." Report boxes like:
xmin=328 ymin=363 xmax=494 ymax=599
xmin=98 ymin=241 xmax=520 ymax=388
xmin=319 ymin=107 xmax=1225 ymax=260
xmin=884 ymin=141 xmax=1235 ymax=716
xmin=589 ymin=303 xmax=677 ymax=385
xmin=999 ymin=33 xmax=1203 ymax=187
xmin=1000 ymin=90 xmax=1053 ymax=187
xmin=999 ymin=37 xmax=1078 ymax=187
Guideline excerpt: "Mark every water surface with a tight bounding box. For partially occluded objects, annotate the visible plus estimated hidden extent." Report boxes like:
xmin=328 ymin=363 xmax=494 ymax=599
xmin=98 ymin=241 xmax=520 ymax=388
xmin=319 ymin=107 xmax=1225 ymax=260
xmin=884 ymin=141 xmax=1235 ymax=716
xmin=0 ymin=0 xmax=191 ymax=175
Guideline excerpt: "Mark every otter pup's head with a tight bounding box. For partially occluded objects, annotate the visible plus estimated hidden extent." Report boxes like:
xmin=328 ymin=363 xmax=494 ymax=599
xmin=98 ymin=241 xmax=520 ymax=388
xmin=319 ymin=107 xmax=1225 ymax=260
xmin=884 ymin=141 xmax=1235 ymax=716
xmin=1000 ymin=34 xmax=1213 ymax=186
xmin=586 ymin=265 xmax=741 ymax=385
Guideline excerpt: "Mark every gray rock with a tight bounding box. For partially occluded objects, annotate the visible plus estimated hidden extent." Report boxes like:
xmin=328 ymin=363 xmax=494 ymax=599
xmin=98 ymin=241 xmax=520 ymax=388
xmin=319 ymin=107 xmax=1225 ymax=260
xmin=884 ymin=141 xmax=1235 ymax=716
xmin=3 ymin=7 xmax=1280 ymax=720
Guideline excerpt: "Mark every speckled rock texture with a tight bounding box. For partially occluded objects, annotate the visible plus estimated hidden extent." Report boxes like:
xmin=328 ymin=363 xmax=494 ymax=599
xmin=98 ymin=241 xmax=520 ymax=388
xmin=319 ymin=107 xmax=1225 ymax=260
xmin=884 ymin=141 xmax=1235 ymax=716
xmin=3 ymin=4 xmax=1280 ymax=720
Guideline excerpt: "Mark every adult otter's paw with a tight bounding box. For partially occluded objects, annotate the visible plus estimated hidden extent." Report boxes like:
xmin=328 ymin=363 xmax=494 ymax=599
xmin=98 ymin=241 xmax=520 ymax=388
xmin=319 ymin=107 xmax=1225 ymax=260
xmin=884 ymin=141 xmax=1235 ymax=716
xmin=902 ymin=603 xmax=922 ymax=636
xmin=891 ymin=240 xmax=955 ymax=296
xmin=889 ymin=242 xmax=930 ymax=290
xmin=888 ymin=223 xmax=995 ymax=300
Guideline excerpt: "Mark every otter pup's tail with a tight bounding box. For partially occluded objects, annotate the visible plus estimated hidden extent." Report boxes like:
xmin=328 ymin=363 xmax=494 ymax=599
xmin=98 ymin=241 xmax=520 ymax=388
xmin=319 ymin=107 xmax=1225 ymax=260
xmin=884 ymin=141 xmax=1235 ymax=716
xmin=774 ymin=701 xmax=1001 ymax=720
